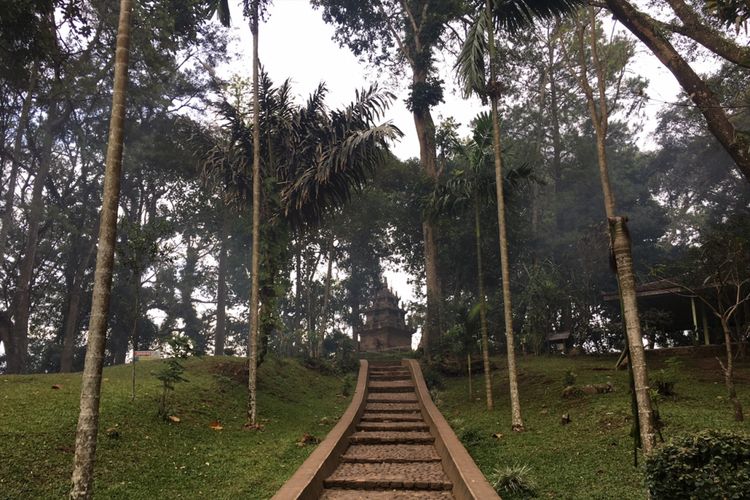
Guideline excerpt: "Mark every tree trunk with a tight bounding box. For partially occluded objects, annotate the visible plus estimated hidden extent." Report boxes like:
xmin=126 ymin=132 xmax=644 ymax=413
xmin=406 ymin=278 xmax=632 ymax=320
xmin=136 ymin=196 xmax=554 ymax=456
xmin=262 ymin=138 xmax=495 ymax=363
xmin=609 ymin=217 xmax=657 ymax=455
xmin=474 ymin=200 xmax=493 ymax=411
xmin=9 ymin=101 xmax=60 ymax=374
xmin=60 ymin=239 xmax=96 ymax=373
xmin=604 ymin=0 xmax=750 ymax=183
xmin=412 ymin=68 xmax=442 ymax=358
xmin=0 ymin=67 xmax=37 ymax=261
xmin=247 ymin=0 xmax=261 ymax=427
xmin=214 ymin=214 xmax=229 ymax=356
xmin=70 ymin=0 xmax=133 ymax=497
xmin=317 ymin=235 xmax=335 ymax=359
xmin=719 ymin=317 xmax=744 ymax=421
xmin=486 ymin=0 xmax=524 ymax=432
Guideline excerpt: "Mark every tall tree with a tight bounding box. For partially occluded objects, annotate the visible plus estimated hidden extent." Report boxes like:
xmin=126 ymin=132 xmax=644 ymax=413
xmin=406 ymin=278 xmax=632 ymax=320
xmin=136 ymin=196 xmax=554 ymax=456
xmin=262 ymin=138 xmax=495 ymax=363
xmin=312 ymin=0 xmax=466 ymax=357
xmin=70 ymin=0 xmax=134 ymax=497
xmin=603 ymin=0 xmax=750 ymax=182
xmin=456 ymin=0 xmax=584 ymax=432
xmin=562 ymin=7 xmax=657 ymax=455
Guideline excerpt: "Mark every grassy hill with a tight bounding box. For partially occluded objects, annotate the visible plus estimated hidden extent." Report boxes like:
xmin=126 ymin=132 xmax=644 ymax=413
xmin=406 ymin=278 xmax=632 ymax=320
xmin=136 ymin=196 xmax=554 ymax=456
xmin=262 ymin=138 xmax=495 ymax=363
xmin=436 ymin=353 xmax=750 ymax=499
xmin=0 ymin=356 xmax=351 ymax=499
xmin=1 ymin=353 xmax=748 ymax=499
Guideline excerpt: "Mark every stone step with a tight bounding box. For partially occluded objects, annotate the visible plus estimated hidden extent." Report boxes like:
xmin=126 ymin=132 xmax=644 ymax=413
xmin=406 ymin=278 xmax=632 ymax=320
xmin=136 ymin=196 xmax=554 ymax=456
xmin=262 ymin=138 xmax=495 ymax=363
xmin=367 ymin=393 xmax=418 ymax=403
xmin=357 ymin=421 xmax=429 ymax=432
xmin=361 ymin=412 xmax=423 ymax=422
xmin=365 ymin=403 xmax=421 ymax=413
xmin=320 ymin=490 xmax=453 ymax=499
xmin=369 ymin=368 xmax=409 ymax=374
xmin=323 ymin=462 xmax=452 ymax=491
xmin=349 ymin=431 xmax=434 ymax=445
xmin=367 ymin=380 xmax=415 ymax=393
xmin=369 ymin=373 xmax=411 ymax=381
xmin=342 ymin=444 xmax=441 ymax=463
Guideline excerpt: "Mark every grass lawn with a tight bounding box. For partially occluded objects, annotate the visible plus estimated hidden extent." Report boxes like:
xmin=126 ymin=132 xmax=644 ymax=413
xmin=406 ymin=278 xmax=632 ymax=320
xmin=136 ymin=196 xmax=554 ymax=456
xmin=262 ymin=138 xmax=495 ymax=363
xmin=0 ymin=356 xmax=351 ymax=499
xmin=436 ymin=353 xmax=750 ymax=499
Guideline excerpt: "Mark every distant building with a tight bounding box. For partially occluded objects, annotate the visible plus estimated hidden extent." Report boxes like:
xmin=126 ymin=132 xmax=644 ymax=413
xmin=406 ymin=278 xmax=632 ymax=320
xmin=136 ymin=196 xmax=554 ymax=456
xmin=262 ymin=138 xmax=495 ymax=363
xmin=356 ymin=284 xmax=413 ymax=352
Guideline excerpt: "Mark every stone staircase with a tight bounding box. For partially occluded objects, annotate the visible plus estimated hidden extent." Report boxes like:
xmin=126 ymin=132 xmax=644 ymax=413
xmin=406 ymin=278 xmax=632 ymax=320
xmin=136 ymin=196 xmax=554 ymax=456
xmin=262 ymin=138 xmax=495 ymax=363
xmin=320 ymin=362 xmax=455 ymax=499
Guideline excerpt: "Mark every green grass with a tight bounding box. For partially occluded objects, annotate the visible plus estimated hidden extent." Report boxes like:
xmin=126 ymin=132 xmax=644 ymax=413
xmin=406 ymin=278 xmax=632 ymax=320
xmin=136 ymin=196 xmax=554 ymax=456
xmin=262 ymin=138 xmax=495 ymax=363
xmin=0 ymin=356 xmax=351 ymax=499
xmin=436 ymin=354 xmax=750 ymax=499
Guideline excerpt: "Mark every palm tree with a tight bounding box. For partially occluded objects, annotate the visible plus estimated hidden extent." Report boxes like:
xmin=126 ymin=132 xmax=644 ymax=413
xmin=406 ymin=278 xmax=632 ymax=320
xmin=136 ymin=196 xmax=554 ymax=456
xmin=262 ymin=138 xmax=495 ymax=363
xmin=207 ymin=0 xmax=266 ymax=428
xmin=431 ymin=113 xmax=533 ymax=412
xmin=197 ymin=76 xmax=401 ymax=368
xmin=456 ymin=0 xmax=583 ymax=432
xmin=70 ymin=0 xmax=134 ymax=497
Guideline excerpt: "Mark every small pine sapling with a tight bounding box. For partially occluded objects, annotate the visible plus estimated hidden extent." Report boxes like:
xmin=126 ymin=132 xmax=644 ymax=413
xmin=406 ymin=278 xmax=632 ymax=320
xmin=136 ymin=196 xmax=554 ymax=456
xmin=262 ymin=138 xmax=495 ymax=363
xmin=154 ymin=336 xmax=192 ymax=419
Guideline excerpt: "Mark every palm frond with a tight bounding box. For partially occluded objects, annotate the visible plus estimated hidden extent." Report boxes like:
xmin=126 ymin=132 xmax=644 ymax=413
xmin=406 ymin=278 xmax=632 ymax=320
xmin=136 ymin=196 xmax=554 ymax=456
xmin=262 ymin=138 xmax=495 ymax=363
xmin=493 ymin=0 xmax=585 ymax=33
xmin=455 ymin=9 xmax=490 ymax=99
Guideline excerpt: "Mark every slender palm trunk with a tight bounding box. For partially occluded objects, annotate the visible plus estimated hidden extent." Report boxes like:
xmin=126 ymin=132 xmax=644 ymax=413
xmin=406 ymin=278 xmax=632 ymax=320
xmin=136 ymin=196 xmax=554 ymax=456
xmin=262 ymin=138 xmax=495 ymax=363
xmin=486 ymin=0 xmax=524 ymax=432
xmin=0 ymin=67 xmax=37 ymax=261
xmin=317 ymin=235 xmax=335 ymax=358
xmin=215 ymin=214 xmax=229 ymax=356
xmin=70 ymin=0 xmax=133 ymax=497
xmin=247 ymin=0 xmax=261 ymax=427
xmin=474 ymin=199 xmax=493 ymax=410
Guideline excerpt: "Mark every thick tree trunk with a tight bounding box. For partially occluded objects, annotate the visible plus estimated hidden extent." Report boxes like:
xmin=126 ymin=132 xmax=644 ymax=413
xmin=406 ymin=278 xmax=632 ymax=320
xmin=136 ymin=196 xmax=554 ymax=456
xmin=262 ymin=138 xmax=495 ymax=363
xmin=70 ymin=0 xmax=133 ymax=497
xmin=214 ymin=215 xmax=229 ymax=356
xmin=604 ymin=0 xmax=750 ymax=182
xmin=247 ymin=0 xmax=261 ymax=427
xmin=9 ymin=102 xmax=60 ymax=374
xmin=486 ymin=0 xmax=524 ymax=432
xmin=474 ymin=200 xmax=493 ymax=411
xmin=0 ymin=68 xmax=37 ymax=261
xmin=60 ymin=240 xmax=95 ymax=373
xmin=610 ymin=217 xmax=657 ymax=455
xmin=412 ymin=68 xmax=442 ymax=358
xmin=720 ymin=317 xmax=744 ymax=421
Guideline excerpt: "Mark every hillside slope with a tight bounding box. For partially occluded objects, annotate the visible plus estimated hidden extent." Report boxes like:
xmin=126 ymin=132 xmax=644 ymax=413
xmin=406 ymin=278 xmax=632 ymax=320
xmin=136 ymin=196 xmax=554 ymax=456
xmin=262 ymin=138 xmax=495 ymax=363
xmin=0 ymin=357 xmax=351 ymax=499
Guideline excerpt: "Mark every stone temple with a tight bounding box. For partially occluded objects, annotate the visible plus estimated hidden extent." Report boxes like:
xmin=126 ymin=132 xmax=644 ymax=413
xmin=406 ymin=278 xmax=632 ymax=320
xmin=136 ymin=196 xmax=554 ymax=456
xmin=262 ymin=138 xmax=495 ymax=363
xmin=356 ymin=283 xmax=413 ymax=352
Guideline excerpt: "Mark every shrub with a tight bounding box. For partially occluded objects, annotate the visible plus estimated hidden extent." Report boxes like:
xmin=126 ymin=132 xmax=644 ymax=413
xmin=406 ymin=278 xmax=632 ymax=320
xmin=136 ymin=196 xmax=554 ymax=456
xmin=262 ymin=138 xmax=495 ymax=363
xmin=421 ymin=363 xmax=445 ymax=391
xmin=490 ymin=464 xmax=537 ymax=498
xmin=651 ymin=357 xmax=683 ymax=397
xmin=645 ymin=430 xmax=750 ymax=499
xmin=457 ymin=425 xmax=484 ymax=448
xmin=563 ymin=369 xmax=577 ymax=387
xmin=341 ymin=374 xmax=355 ymax=397
xmin=154 ymin=336 xmax=192 ymax=419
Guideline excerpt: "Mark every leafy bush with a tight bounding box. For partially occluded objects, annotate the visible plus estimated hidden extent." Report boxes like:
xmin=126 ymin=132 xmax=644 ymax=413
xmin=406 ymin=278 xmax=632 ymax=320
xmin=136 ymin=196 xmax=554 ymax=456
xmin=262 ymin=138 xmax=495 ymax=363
xmin=651 ymin=357 xmax=683 ymax=397
xmin=340 ymin=374 xmax=355 ymax=397
xmin=490 ymin=464 xmax=537 ymax=498
xmin=563 ymin=369 xmax=577 ymax=387
xmin=421 ymin=363 xmax=445 ymax=391
xmin=154 ymin=336 xmax=192 ymax=418
xmin=645 ymin=430 xmax=750 ymax=499
xmin=457 ymin=425 xmax=484 ymax=448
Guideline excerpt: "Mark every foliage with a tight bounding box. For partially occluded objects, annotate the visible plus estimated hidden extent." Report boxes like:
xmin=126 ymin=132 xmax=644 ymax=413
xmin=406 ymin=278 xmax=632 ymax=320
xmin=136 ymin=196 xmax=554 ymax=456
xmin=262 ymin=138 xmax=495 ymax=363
xmin=645 ymin=430 xmax=750 ymax=499
xmin=563 ymin=369 xmax=576 ymax=387
xmin=651 ymin=357 xmax=683 ymax=397
xmin=490 ymin=464 xmax=537 ymax=498
xmin=154 ymin=336 xmax=192 ymax=418
xmin=438 ymin=354 xmax=750 ymax=498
